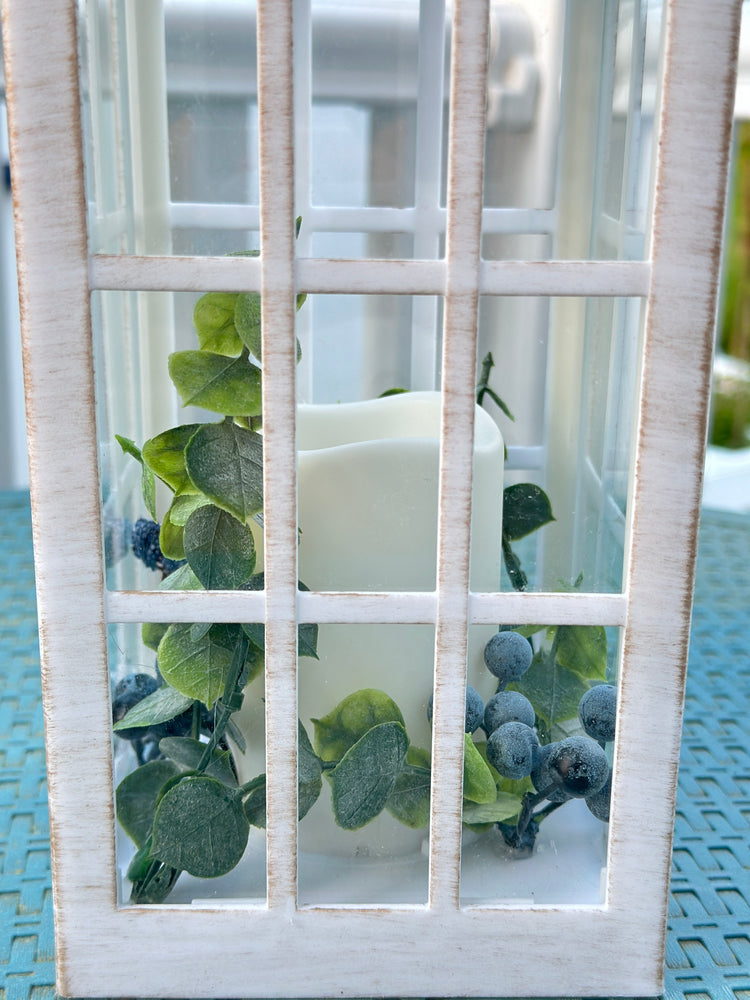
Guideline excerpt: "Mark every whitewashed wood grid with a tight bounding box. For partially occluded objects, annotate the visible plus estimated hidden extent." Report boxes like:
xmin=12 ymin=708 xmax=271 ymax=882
xmin=0 ymin=0 xmax=742 ymax=996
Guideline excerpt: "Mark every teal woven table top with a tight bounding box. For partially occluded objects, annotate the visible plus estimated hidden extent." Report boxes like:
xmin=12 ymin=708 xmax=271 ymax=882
xmin=0 ymin=491 xmax=748 ymax=1000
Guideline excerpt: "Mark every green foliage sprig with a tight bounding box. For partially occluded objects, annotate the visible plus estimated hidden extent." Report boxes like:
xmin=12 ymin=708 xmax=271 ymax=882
xmin=113 ymin=239 xmax=603 ymax=902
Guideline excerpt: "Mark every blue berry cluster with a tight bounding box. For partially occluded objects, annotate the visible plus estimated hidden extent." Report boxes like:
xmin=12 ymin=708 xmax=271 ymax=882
xmin=131 ymin=518 xmax=185 ymax=577
xmin=427 ymin=629 xmax=618 ymax=850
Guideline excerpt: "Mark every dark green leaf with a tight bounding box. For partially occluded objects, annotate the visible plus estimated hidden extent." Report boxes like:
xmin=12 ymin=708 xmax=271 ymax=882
xmin=298 ymin=721 xmax=323 ymax=820
xmin=158 ymin=736 xmax=238 ymax=787
xmin=184 ymin=420 xmax=263 ymax=522
xmin=503 ymin=483 xmax=555 ymax=541
xmin=242 ymin=775 xmax=267 ymax=828
xmin=234 ymin=293 xmax=262 ymax=359
xmin=386 ymin=763 xmax=431 ymax=829
xmin=511 ymin=650 xmax=590 ymax=732
xmin=326 ymin=722 xmax=409 ymax=830
xmin=312 ymin=689 xmax=405 ymax=763
xmin=151 ymin=775 xmax=249 ymax=878
xmin=168 ymin=351 xmax=262 ymax=416
xmin=502 ymin=535 xmax=528 ymax=592
xmin=555 ymin=625 xmax=608 ymax=682
xmin=158 ymin=623 xmax=239 ymax=708
xmin=183 ymin=503 xmax=256 ymax=590
xmin=116 ymin=759 xmax=181 ymax=848
xmin=193 ymin=292 xmax=243 ymax=356
xmin=158 ymin=561 xmax=203 ymax=591
xmin=142 ymin=424 xmax=203 ymax=495
xmin=114 ymin=686 xmax=195 ymax=731
xmin=462 ymin=734 xmax=498 ymax=804
xmin=116 ymin=434 xmax=157 ymax=521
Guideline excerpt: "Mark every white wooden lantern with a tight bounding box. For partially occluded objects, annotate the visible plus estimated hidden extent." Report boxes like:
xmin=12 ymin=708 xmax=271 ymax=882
xmin=1 ymin=0 xmax=741 ymax=996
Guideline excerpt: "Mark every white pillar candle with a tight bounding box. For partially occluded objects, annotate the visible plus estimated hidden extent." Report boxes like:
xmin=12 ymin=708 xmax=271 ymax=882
xmin=237 ymin=391 xmax=504 ymax=857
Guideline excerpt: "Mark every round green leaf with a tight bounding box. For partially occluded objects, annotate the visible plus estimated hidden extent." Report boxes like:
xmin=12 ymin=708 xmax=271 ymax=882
xmin=183 ymin=504 xmax=256 ymax=590
xmin=116 ymin=759 xmax=181 ymax=848
xmin=386 ymin=763 xmax=431 ymax=829
xmin=168 ymin=351 xmax=262 ymax=416
xmin=193 ymin=292 xmax=243 ymax=356
xmin=312 ymin=689 xmax=406 ymax=763
xmin=158 ymin=623 xmax=238 ymax=708
xmin=502 ymin=483 xmax=555 ymax=542
xmin=184 ymin=421 xmax=263 ymax=522
xmin=142 ymin=424 xmax=203 ymax=494
xmin=326 ymin=722 xmax=409 ymax=830
xmin=151 ymin=776 xmax=249 ymax=878
xmin=555 ymin=624 xmax=608 ymax=682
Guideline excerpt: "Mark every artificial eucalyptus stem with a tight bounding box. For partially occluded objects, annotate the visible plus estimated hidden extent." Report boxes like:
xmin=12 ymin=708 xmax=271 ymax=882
xmin=197 ymin=630 xmax=250 ymax=773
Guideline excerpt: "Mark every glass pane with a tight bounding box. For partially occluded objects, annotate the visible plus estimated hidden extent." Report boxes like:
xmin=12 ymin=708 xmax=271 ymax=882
xmin=477 ymin=296 xmax=644 ymax=594
xmin=111 ymin=622 xmax=267 ymax=905
xmin=459 ymin=624 xmax=620 ymax=905
xmin=296 ymin=624 xmax=434 ymax=906
xmin=482 ymin=0 xmax=661 ymax=261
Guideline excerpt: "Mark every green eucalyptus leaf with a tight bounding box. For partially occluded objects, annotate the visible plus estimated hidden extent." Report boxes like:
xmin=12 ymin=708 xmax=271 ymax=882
xmin=326 ymin=722 xmax=409 ymax=830
xmin=158 ymin=736 xmax=238 ymax=787
xmin=386 ymin=763 xmax=431 ymax=829
xmin=116 ymin=759 xmax=181 ymax=848
xmin=114 ymin=687 xmax=195 ymax=732
xmin=158 ymin=561 xmax=203 ymax=591
xmin=193 ymin=292 xmax=243 ymax=356
xmin=555 ymin=625 xmax=608 ymax=682
xmin=168 ymin=492 xmax=212 ymax=527
xmin=183 ymin=503 xmax=256 ymax=590
xmin=158 ymin=623 xmax=238 ymax=708
xmin=142 ymin=424 xmax=203 ymax=495
xmin=151 ymin=775 xmax=249 ymax=878
xmin=511 ymin=650 xmax=590 ymax=732
xmin=159 ymin=507 xmax=186 ymax=561
xmin=168 ymin=351 xmax=262 ymax=416
xmin=184 ymin=420 xmax=264 ymax=522
xmin=241 ymin=724 xmax=322 ymax=829
xmin=242 ymin=775 xmax=267 ymax=828
xmin=234 ymin=292 xmax=262 ymax=359
xmin=502 ymin=483 xmax=555 ymax=541
xmin=462 ymin=793 xmax=524 ymax=825
xmin=298 ymin=720 xmax=323 ymax=820
xmin=462 ymin=734 xmax=498 ymax=804
xmin=312 ymin=689 xmax=405 ymax=763
xmin=142 ymin=621 xmax=169 ymax=652
xmin=116 ymin=434 xmax=157 ymax=521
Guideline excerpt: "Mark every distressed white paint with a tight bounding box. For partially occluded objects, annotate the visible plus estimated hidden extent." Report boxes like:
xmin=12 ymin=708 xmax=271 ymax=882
xmin=1 ymin=0 xmax=741 ymax=997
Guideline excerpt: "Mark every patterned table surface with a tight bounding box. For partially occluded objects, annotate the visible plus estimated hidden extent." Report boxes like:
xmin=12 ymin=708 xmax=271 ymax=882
xmin=0 ymin=491 xmax=748 ymax=1000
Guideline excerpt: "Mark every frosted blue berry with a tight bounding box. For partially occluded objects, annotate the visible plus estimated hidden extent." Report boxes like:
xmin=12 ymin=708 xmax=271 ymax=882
xmin=428 ymin=685 xmax=485 ymax=733
xmin=483 ymin=631 xmax=533 ymax=687
xmin=547 ymin=735 xmax=608 ymax=798
xmin=578 ymin=684 xmax=617 ymax=744
xmin=585 ymin=768 xmax=612 ymax=822
xmin=530 ymin=742 xmax=572 ymax=803
xmin=486 ymin=721 xmax=539 ymax=780
xmin=484 ymin=690 xmax=535 ymax=734
xmin=112 ymin=673 xmax=159 ymax=741
xmin=131 ymin=518 xmax=185 ymax=576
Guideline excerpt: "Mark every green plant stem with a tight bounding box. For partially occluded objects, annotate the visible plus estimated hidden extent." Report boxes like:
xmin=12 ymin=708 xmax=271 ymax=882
xmin=197 ymin=631 xmax=250 ymax=773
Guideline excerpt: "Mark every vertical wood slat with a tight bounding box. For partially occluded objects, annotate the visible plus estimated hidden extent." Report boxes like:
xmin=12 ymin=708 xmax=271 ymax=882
xmin=607 ymin=0 xmax=742 ymax=985
xmin=257 ymin=0 xmax=299 ymax=909
xmin=428 ymin=0 xmax=490 ymax=911
xmin=0 ymin=0 xmax=117 ymax=990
